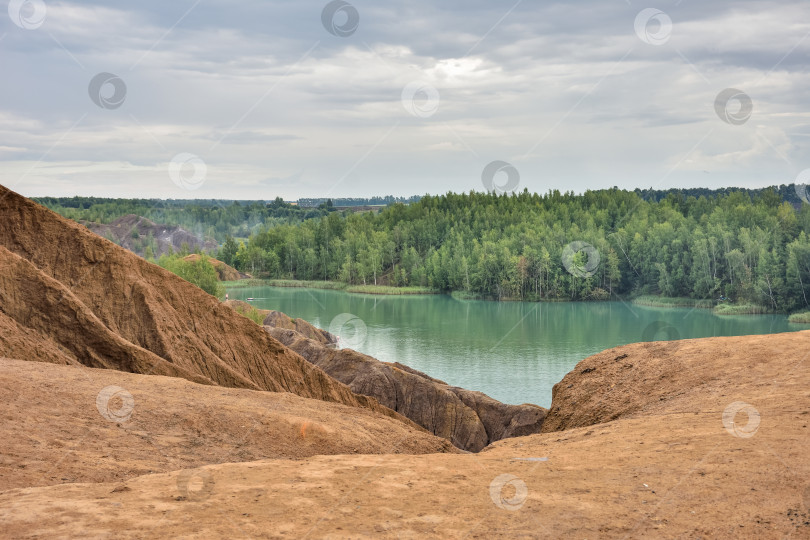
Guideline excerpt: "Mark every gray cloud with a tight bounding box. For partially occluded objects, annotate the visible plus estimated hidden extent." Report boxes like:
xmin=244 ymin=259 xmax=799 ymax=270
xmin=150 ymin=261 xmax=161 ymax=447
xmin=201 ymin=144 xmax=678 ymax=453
xmin=1 ymin=0 xmax=809 ymax=198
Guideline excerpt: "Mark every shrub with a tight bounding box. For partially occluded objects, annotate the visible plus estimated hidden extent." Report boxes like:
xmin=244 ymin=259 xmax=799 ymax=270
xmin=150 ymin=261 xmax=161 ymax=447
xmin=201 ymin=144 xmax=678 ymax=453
xmin=158 ymin=254 xmax=224 ymax=298
xmin=788 ymin=312 xmax=810 ymax=324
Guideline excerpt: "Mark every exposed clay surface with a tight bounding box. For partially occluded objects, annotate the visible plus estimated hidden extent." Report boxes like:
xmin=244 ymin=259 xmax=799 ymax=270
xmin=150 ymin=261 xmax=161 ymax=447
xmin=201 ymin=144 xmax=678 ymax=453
xmin=262 ymin=310 xmax=338 ymax=346
xmin=0 ymin=358 xmax=457 ymax=492
xmin=0 ymin=185 xmax=410 ymax=422
xmin=265 ymin=325 xmax=546 ymax=452
xmin=1 ymin=331 xmax=808 ymax=538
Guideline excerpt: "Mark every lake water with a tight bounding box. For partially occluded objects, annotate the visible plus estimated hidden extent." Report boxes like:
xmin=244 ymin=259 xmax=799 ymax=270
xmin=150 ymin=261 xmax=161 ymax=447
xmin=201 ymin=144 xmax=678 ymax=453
xmin=227 ymin=287 xmax=804 ymax=407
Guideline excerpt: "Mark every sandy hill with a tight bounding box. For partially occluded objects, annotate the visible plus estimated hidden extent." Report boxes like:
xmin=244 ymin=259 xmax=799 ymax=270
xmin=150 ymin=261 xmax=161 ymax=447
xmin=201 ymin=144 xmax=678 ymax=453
xmin=0 ymin=184 xmax=415 ymax=422
xmin=84 ymin=214 xmax=218 ymax=257
xmin=2 ymin=331 xmax=807 ymax=538
xmin=0 ymin=358 xmax=455 ymax=492
xmin=1 ymin=185 xmax=809 ymax=537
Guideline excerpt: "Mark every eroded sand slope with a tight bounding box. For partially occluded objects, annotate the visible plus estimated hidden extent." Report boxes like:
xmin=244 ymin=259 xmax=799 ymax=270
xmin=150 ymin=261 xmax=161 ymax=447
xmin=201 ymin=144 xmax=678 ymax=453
xmin=0 ymin=185 xmax=409 ymax=420
xmin=2 ymin=332 xmax=808 ymax=539
xmin=0 ymin=358 xmax=457 ymax=492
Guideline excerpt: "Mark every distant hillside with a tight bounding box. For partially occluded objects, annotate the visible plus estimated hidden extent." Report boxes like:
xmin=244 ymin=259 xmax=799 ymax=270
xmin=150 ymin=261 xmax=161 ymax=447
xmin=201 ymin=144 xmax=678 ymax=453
xmin=34 ymin=196 xmax=378 ymax=243
xmin=82 ymin=214 xmax=218 ymax=257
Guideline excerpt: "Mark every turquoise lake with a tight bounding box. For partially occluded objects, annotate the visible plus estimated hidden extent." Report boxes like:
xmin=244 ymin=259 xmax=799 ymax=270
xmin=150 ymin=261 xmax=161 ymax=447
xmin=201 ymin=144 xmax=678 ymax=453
xmin=227 ymin=286 xmax=804 ymax=407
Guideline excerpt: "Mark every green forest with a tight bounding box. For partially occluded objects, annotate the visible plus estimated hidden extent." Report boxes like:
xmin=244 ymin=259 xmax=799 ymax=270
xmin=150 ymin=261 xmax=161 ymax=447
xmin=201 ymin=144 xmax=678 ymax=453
xmin=217 ymin=188 xmax=810 ymax=313
xmin=38 ymin=186 xmax=810 ymax=313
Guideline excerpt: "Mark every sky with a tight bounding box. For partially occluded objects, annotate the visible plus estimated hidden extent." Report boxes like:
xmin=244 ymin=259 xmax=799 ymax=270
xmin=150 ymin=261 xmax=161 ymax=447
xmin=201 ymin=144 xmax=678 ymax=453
xmin=1 ymin=0 xmax=809 ymax=199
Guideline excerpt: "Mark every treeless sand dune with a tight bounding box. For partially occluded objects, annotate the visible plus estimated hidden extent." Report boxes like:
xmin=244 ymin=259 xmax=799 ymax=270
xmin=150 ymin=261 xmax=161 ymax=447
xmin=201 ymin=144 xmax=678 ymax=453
xmin=2 ymin=332 xmax=808 ymax=538
xmin=0 ymin=185 xmax=409 ymax=421
xmin=0 ymin=357 xmax=457 ymax=492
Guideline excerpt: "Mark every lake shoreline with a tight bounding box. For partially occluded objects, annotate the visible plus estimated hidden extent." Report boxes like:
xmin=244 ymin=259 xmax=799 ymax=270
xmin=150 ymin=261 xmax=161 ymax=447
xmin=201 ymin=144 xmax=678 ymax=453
xmin=222 ymin=287 xmax=803 ymax=407
xmin=222 ymin=279 xmax=438 ymax=296
xmin=224 ymin=280 xmax=800 ymax=317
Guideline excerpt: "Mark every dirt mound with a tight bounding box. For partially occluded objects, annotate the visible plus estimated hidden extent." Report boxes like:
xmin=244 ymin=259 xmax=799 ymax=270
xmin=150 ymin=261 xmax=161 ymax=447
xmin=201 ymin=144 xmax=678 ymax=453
xmin=265 ymin=326 xmax=546 ymax=452
xmin=0 ymin=358 xmax=456 ymax=491
xmin=85 ymin=214 xmax=217 ymax=257
xmin=0 ymin=185 xmax=410 ymax=422
xmin=182 ymin=254 xmax=240 ymax=281
xmin=540 ymin=332 xmax=809 ymax=432
xmin=2 ymin=330 xmax=808 ymax=538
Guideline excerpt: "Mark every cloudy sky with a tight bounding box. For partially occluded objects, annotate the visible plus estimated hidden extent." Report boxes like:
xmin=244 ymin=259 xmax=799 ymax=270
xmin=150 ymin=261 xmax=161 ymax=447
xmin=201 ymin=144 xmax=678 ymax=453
xmin=1 ymin=0 xmax=809 ymax=199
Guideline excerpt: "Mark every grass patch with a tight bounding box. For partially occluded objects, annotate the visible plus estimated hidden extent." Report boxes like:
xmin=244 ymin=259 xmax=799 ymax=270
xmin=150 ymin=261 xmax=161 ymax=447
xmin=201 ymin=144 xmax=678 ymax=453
xmin=450 ymin=290 xmax=486 ymax=301
xmin=788 ymin=311 xmax=810 ymax=324
xmin=221 ymin=279 xmax=272 ymax=288
xmin=223 ymin=279 xmax=436 ymax=295
xmin=230 ymin=303 xmax=266 ymax=325
xmin=264 ymin=279 xmax=346 ymax=290
xmin=222 ymin=279 xmax=346 ymax=290
xmin=713 ymin=303 xmax=772 ymax=315
xmin=632 ymin=295 xmax=714 ymax=308
xmin=344 ymin=285 xmax=437 ymax=295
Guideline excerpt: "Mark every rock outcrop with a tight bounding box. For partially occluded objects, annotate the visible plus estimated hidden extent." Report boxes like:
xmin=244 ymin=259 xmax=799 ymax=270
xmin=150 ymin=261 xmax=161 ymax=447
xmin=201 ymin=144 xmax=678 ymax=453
xmin=263 ymin=310 xmax=339 ymax=346
xmin=540 ymin=331 xmax=810 ymax=433
xmin=264 ymin=324 xmax=547 ymax=452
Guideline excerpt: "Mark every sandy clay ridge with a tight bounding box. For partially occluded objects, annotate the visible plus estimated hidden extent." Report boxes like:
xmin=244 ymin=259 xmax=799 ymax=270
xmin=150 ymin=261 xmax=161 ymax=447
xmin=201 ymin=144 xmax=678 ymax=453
xmin=0 ymin=185 xmax=809 ymax=538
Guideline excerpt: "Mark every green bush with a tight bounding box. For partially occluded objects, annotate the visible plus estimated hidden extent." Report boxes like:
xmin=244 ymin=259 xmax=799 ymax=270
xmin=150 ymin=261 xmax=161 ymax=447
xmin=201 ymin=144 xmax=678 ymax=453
xmin=158 ymin=254 xmax=224 ymax=298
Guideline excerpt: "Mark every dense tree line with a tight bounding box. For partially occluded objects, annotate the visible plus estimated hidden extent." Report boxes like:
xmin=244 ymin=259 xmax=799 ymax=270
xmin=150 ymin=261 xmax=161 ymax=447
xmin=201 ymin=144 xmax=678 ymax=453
xmin=635 ymin=183 xmax=807 ymax=206
xmin=297 ymin=195 xmax=422 ymax=207
xmin=219 ymin=187 xmax=810 ymax=312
